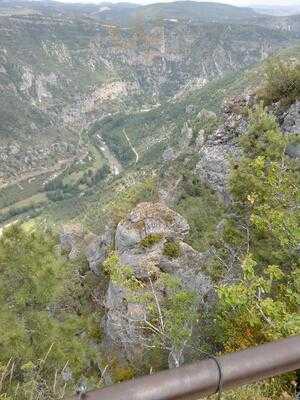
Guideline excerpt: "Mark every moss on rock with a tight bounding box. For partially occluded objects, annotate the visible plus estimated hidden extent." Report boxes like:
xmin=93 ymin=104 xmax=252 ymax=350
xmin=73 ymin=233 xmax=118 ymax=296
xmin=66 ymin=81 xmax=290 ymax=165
xmin=140 ymin=233 xmax=163 ymax=248
xmin=163 ymin=240 xmax=181 ymax=258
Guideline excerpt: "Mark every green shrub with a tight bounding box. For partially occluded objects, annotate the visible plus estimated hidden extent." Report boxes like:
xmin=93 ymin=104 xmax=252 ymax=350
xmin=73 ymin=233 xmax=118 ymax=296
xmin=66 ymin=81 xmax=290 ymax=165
xmin=140 ymin=233 xmax=162 ymax=248
xmin=0 ymin=224 xmax=101 ymax=398
xmin=258 ymin=58 xmax=300 ymax=106
xmin=47 ymin=189 xmax=65 ymax=201
xmin=163 ymin=240 xmax=181 ymax=258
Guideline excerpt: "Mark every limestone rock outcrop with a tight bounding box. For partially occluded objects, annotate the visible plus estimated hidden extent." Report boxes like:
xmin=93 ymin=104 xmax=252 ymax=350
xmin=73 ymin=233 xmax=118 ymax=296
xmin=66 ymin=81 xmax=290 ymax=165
xmin=195 ymin=96 xmax=251 ymax=201
xmin=103 ymin=202 xmax=214 ymax=362
xmin=275 ymin=100 xmax=300 ymax=159
xmin=195 ymin=96 xmax=300 ymax=200
xmin=277 ymin=100 xmax=300 ymax=135
xmin=60 ymin=224 xmax=112 ymax=275
xmin=60 ymin=224 xmax=85 ymax=260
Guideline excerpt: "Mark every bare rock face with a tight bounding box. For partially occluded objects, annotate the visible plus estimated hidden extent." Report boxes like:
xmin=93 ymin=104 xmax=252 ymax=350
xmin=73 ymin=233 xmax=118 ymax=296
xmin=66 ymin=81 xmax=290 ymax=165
xmin=114 ymin=202 xmax=212 ymax=296
xmin=159 ymin=241 xmax=212 ymax=299
xmin=195 ymin=96 xmax=251 ymax=201
xmin=104 ymin=202 xmax=214 ymax=363
xmin=116 ymin=202 xmax=189 ymax=242
xmin=277 ymin=100 xmax=300 ymax=135
xmin=60 ymin=224 xmax=112 ymax=274
xmin=195 ymin=96 xmax=300 ymax=200
xmin=60 ymin=224 xmax=85 ymax=260
xmin=115 ymin=202 xmax=189 ymax=276
xmin=104 ymin=281 xmax=146 ymax=360
xmin=85 ymin=230 xmax=112 ymax=276
xmin=275 ymin=100 xmax=300 ymax=159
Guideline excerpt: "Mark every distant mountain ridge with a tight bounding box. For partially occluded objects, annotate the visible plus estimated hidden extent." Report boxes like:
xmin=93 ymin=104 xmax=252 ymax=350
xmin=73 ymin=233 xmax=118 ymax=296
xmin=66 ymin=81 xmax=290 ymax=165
xmin=1 ymin=0 xmax=300 ymax=26
xmin=254 ymin=4 xmax=300 ymax=17
xmin=0 ymin=1 xmax=273 ymax=24
xmin=0 ymin=0 xmax=299 ymax=221
xmin=112 ymin=1 xmax=258 ymax=24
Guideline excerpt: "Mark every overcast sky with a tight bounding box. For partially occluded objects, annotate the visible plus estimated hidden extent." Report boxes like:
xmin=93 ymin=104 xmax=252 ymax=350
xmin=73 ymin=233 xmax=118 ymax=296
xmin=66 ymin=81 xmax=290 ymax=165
xmin=54 ymin=0 xmax=300 ymax=5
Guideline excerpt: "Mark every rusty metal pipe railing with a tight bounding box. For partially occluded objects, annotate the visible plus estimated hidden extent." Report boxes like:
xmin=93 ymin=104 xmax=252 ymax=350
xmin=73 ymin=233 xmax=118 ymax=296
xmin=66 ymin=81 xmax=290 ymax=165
xmin=77 ymin=335 xmax=300 ymax=400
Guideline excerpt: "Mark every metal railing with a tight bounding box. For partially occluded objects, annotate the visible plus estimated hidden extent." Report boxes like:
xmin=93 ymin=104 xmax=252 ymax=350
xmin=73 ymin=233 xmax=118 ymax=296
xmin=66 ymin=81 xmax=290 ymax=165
xmin=73 ymin=335 xmax=300 ymax=400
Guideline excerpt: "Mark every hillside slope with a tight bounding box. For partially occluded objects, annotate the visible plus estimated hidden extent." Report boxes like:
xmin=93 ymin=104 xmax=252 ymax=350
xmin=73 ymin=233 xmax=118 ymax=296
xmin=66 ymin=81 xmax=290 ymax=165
xmin=0 ymin=1 xmax=299 ymax=227
xmin=1 ymin=7 xmax=299 ymax=184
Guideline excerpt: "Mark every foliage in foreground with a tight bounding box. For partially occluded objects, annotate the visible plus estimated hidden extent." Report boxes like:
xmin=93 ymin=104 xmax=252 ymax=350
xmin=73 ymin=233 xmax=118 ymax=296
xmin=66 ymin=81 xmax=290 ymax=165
xmin=216 ymin=104 xmax=299 ymax=343
xmin=214 ymin=104 xmax=299 ymax=398
xmin=0 ymin=225 xmax=102 ymax=399
xmin=228 ymin=103 xmax=298 ymax=266
xmin=217 ymin=254 xmax=299 ymax=351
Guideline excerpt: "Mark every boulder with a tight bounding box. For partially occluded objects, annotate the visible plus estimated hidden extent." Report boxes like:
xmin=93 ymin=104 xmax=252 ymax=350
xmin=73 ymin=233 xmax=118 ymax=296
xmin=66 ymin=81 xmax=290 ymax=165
xmin=116 ymin=203 xmax=189 ymax=247
xmin=115 ymin=202 xmax=189 ymax=279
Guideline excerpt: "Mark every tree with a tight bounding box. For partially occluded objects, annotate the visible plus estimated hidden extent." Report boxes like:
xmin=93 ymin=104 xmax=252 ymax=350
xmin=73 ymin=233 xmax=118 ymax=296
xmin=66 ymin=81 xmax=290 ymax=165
xmin=208 ymin=104 xmax=299 ymax=283
xmin=157 ymin=273 xmax=198 ymax=368
xmin=213 ymin=103 xmax=299 ymax=397
xmin=0 ymin=225 xmax=99 ymax=399
xmin=225 ymin=103 xmax=298 ymax=267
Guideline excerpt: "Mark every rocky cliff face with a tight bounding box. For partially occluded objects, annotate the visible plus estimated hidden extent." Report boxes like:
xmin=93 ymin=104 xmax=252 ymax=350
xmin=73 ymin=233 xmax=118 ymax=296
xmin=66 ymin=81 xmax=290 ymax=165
xmin=195 ymin=96 xmax=252 ymax=201
xmin=59 ymin=202 xmax=215 ymax=366
xmin=102 ymin=202 xmax=214 ymax=363
xmin=60 ymin=223 xmax=112 ymax=275
xmin=194 ymin=97 xmax=300 ymax=201
xmin=157 ymin=93 xmax=299 ymax=206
